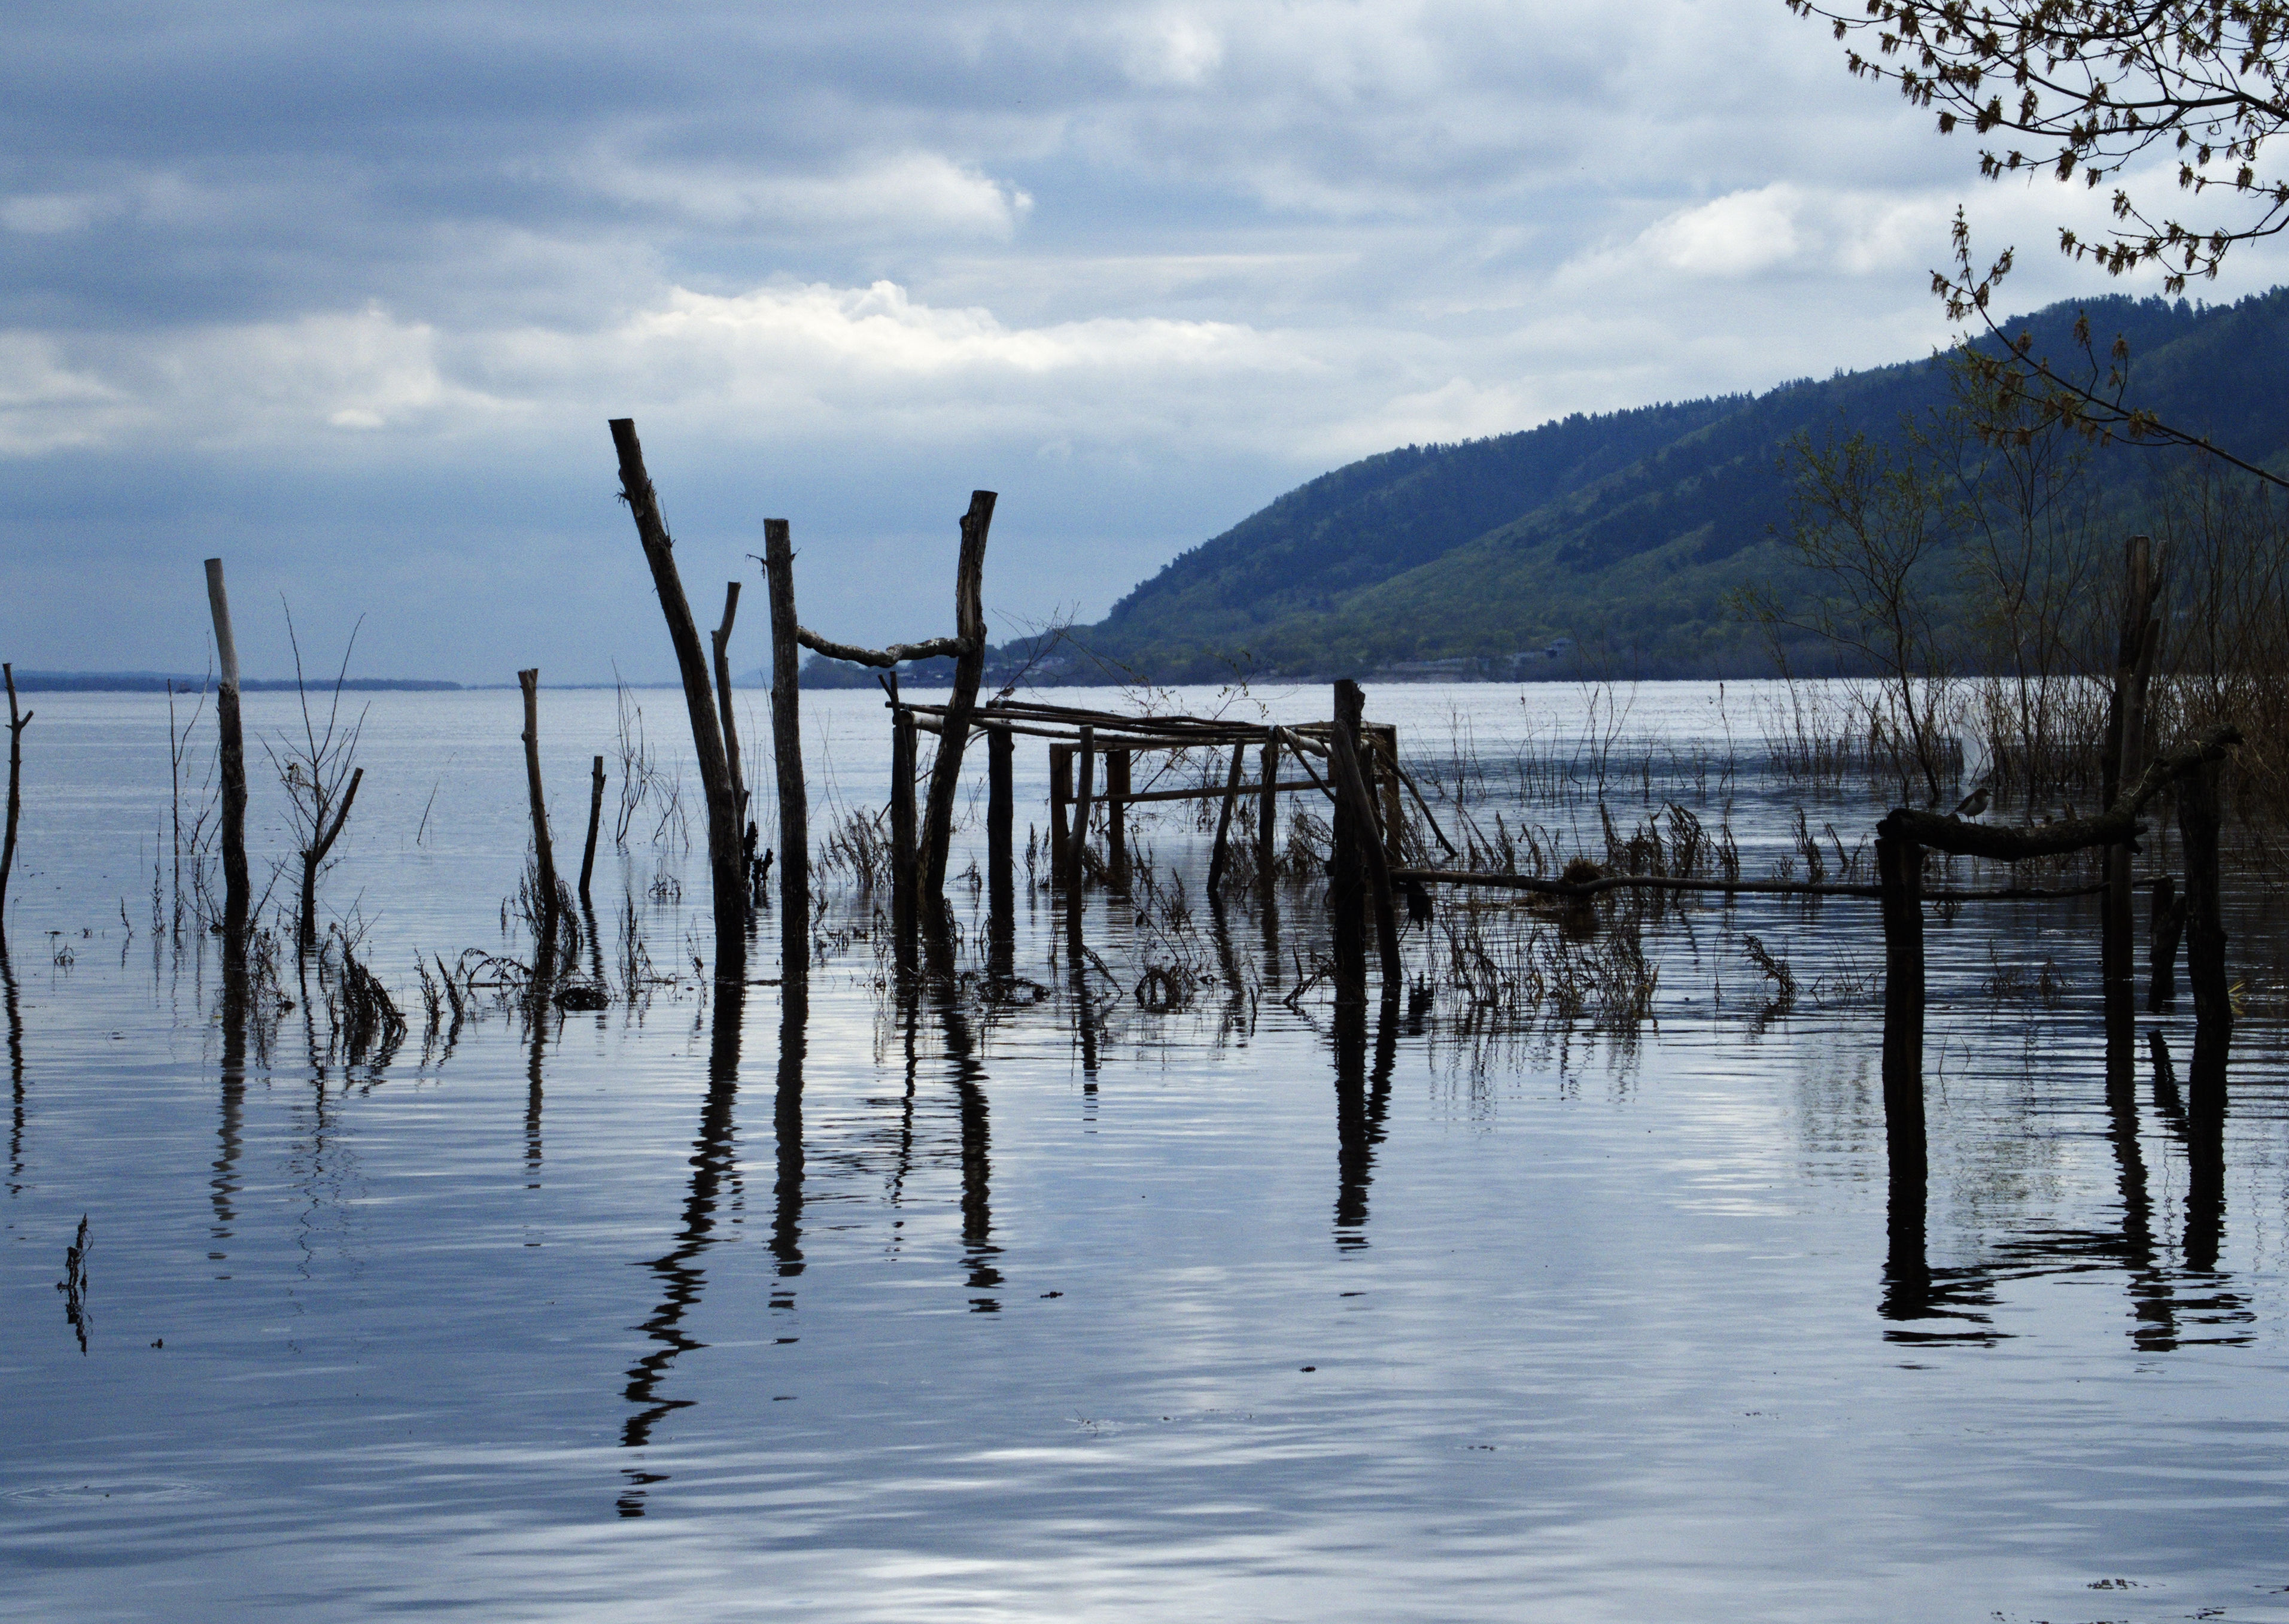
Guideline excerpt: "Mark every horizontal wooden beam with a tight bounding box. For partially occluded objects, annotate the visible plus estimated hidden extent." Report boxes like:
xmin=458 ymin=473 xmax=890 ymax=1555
xmin=798 ymin=627 xmax=977 ymax=668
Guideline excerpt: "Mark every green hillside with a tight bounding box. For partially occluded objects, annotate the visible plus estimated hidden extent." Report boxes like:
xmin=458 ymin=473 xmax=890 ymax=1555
xmin=805 ymin=287 xmax=2289 ymax=686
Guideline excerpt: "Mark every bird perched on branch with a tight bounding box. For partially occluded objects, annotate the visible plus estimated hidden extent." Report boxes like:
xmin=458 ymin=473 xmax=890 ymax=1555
xmin=1951 ymin=781 xmax=1990 ymax=819
xmin=1951 ymin=727 xmax=1993 ymax=819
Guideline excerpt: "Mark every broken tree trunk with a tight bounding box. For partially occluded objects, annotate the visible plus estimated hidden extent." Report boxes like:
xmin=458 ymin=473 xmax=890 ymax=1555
xmin=0 ymin=664 xmax=26 ymax=934
xmin=519 ymin=669 xmax=558 ymax=904
xmin=297 ymin=766 xmax=363 ymax=952
xmin=892 ymin=705 xmax=919 ymax=962
xmin=1070 ymin=725 xmax=1095 ymax=906
xmin=919 ymin=492 xmax=996 ymax=927
xmin=205 ymin=559 xmax=250 ymax=948
xmin=608 ymin=419 xmax=745 ymax=961
xmin=761 ymin=517 xmax=809 ymax=988
xmin=1206 ymin=743 xmax=1245 ymax=893
xmin=712 ymin=582 xmax=749 ymax=838
xmin=580 ymin=754 xmax=605 ymax=905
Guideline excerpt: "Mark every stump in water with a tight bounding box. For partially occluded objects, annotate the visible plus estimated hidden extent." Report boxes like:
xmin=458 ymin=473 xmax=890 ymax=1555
xmin=987 ymin=725 xmax=1014 ymax=980
xmin=204 ymin=559 xmax=250 ymax=951
xmin=579 ymin=755 xmax=605 ymax=906
xmin=2147 ymin=872 xmax=2184 ymax=1012
xmin=1105 ymin=749 xmax=1131 ymax=895
xmin=892 ymin=707 xmax=919 ymax=974
xmin=1876 ymin=834 xmax=1926 ymax=1169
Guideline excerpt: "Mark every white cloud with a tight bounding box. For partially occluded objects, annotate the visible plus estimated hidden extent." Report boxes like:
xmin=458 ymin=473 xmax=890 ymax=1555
xmin=585 ymin=150 xmax=1033 ymax=239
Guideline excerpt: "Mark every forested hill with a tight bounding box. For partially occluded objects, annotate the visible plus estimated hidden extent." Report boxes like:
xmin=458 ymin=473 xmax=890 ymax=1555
xmin=949 ymin=286 xmax=2289 ymax=686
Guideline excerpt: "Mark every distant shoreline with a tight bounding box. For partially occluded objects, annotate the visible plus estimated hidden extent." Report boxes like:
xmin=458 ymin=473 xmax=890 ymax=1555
xmin=0 ymin=671 xmax=723 ymax=693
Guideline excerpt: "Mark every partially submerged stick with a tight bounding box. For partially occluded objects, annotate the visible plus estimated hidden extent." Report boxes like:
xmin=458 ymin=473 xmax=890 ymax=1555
xmin=762 ymin=518 xmax=809 ymax=987
xmin=519 ymin=669 xmax=558 ymax=904
xmin=0 ymin=664 xmax=26 ymax=933
xmin=712 ymin=582 xmax=747 ymax=834
xmin=919 ymin=492 xmax=996 ymax=926
xmin=579 ymin=755 xmax=605 ymax=905
xmin=204 ymin=559 xmax=249 ymax=946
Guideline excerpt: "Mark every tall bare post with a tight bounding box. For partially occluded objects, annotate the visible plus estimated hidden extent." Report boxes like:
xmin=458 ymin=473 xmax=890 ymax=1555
xmin=2179 ymin=758 xmax=2230 ymax=1051
xmin=2104 ymin=536 xmax=2160 ymax=1017
xmin=579 ymin=755 xmax=605 ymax=905
xmin=0 ymin=665 xmax=26 ymax=935
xmin=518 ymin=668 xmax=558 ymax=899
xmin=760 ymin=517 xmax=808 ymax=990
xmin=1330 ymin=684 xmax=1370 ymax=1003
xmin=204 ymin=559 xmax=250 ymax=949
xmin=1106 ymin=749 xmax=1131 ymax=894
xmin=987 ymin=725 xmax=1014 ymax=978
xmin=919 ymin=491 xmax=996 ymax=927
xmin=1069 ymin=726 xmax=1096 ymax=907
xmin=712 ymin=583 xmax=747 ymax=826
xmin=1876 ymin=834 xmax=1926 ymax=1167
xmin=891 ymin=707 xmax=919 ymax=967
xmin=1257 ymin=735 xmax=1279 ymax=890
xmin=1329 ymin=687 xmax=1402 ymax=990
xmin=1048 ymin=744 xmax=1073 ymax=886
xmin=609 ymin=419 xmax=744 ymax=963
xmin=1206 ymin=743 xmax=1246 ymax=893
xmin=1373 ymin=724 xmax=1405 ymax=865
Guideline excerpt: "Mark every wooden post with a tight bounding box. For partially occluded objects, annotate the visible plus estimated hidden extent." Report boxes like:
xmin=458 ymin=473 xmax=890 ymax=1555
xmin=2178 ymin=759 xmax=2230 ymax=1044
xmin=891 ymin=707 xmax=919 ymax=957
xmin=1372 ymin=723 xmax=1405 ymax=866
xmin=1070 ymin=726 xmax=1095 ymax=903
xmin=0 ymin=664 xmax=26 ymax=933
xmin=760 ymin=518 xmax=808 ymax=986
xmin=712 ymin=582 xmax=748 ymax=832
xmin=518 ymin=670 xmax=558 ymax=907
xmin=203 ymin=558 xmax=250 ymax=948
xmin=919 ymin=492 xmax=996 ymax=926
xmin=1876 ymin=834 xmax=1925 ymax=1161
xmin=1329 ymin=686 xmax=1402 ymax=990
xmin=1206 ymin=743 xmax=1246 ymax=893
xmin=1048 ymin=744 xmax=1072 ymax=886
xmin=2104 ymin=536 xmax=2161 ymax=1012
xmin=1257 ymin=735 xmax=1279 ymax=889
xmin=987 ymin=725 xmax=1014 ymax=969
xmin=1330 ymin=685 xmax=1369 ymax=1002
xmin=1106 ymin=749 xmax=1130 ymax=893
xmin=2147 ymin=872 xmax=2184 ymax=1012
xmin=609 ymin=420 xmax=744 ymax=959
xmin=579 ymin=754 xmax=605 ymax=905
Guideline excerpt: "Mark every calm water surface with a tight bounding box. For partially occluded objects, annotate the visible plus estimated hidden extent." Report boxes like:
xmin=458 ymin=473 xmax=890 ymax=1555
xmin=2 ymin=682 xmax=2285 ymax=1622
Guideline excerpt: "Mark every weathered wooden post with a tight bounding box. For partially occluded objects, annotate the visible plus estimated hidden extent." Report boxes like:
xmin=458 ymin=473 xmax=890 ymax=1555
xmin=1069 ymin=725 xmax=1096 ymax=903
xmin=0 ymin=664 xmax=26 ymax=933
xmin=2178 ymin=758 xmax=2230 ymax=1049
xmin=1106 ymin=749 xmax=1131 ymax=893
xmin=1330 ymin=685 xmax=1370 ymax=1002
xmin=1257 ymin=735 xmax=1279 ymax=889
xmin=1048 ymin=744 xmax=1073 ymax=886
xmin=609 ymin=421 xmax=746 ymax=961
xmin=712 ymin=582 xmax=749 ymax=834
xmin=2103 ymin=536 xmax=2162 ymax=1015
xmin=2147 ymin=872 xmax=2184 ymax=1012
xmin=891 ymin=706 xmax=919 ymax=964
xmin=1206 ymin=743 xmax=1246 ymax=893
xmin=1329 ymin=685 xmax=1402 ymax=990
xmin=761 ymin=517 xmax=808 ymax=984
xmin=987 ymin=724 xmax=1014 ymax=978
xmin=1372 ymin=723 xmax=1405 ymax=866
xmin=579 ymin=754 xmax=606 ymax=905
xmin=518 ymin=670 xmax=558 ymax=905
xmin=919 ymin=492 xmax=996 ymax=927
xmin=203 ymin=559 xmax=250 ymax=948
xmin=1875 ymin=833 xmax=1926 ymax=1166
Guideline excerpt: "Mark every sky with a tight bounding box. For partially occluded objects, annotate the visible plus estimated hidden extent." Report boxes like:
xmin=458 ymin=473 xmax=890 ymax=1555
xmin=5 ymin=0 xmax=2285 ymax=684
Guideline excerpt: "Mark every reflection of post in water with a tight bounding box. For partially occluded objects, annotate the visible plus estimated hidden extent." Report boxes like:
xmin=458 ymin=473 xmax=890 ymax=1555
xmin=771 ymin=990 xmax=807 ymax=1299
xmin=1333 ymin=987 xmax=1397 ymax=1249
xmin=619 ymin=975 xmax=747 ymax=1497
xmin=1877 ymin=1061 xmax=1998 ymax=1343
xmin=2184 ymin=1032 xmax=2227 ymax=1273
xmin=524 ymin=907 xmax=562 ymax=1185
xmin=2104 ymin=1021 xmax=2180 ymax=1351
xmin=3 ymin=939 xmax=24 ymax=1196
xmin=1064 ymin=892 xmax=1101 ymax=1092
xmin=938 ymin=995 xmax=1002 ymax=1309
xmin=210 ymin=945 xmax=249 ymax=1260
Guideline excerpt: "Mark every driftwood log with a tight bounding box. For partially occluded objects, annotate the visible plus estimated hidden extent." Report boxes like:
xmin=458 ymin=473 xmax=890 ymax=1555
xmin=795 ymin=629 xmax=974 ymax=668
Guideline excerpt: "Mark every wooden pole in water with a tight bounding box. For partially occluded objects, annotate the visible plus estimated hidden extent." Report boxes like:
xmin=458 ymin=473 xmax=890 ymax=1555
xmin=1372 ymin=724 xmax=1405 ymax=866
xmin=1329 ymin=689 xmax=1402 ymax=989
xmin=919 ymin=492 xmax=996 ymax=926
xmin=1048 ymin=744 xmax=1072 ymax=887
xmin=0 ymin=664 xmax=26 ymax=933
xmin=987 ymin=724 xmax=1014 ymax=918
xmin=2178 ymin=758 xmax=2230 ymax=1045
xmin=2105 ymin=536 xmax=2161 ymax=1015
xmin=1070 ymin=726 xmax=1095 ymax=904
xmin=1876 ymin=834 xmax=1925 ymax=1154
xmin=1257 ymin=735 xmax=1279 ymax=889
xmin=579 ymin=754 xmax=605 ymax=905
xmin=1330 ymin=683 xmax=1370 ymax=1001
xmin=1206 ymin=743 xmax=1246 ymax=893
xmin=518 ymin=669 xmax=558 ymax=906
xmin=761 ymin=518 xmax=808 ymax=987
xmin=712 ymin=582 xmax=748 ymax=833
xmin=608 ymin=421 xmax=745 ymax=957
xmin=892 ymin=707 xmax=919 ymax=956
xmin=1106 ymin=749 xmax=1130 ymax=894
xmin=203 ymin=559 xmax=250 ymax=948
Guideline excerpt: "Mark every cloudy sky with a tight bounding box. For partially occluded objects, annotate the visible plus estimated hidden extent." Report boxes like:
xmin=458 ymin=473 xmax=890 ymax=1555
xmin=5 ymin=0 xmax=2280 ymax=683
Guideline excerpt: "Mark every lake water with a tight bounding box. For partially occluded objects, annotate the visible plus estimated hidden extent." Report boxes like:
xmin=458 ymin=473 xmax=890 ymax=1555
xmin=3 ymin=681 xmax=2286 ymax=1623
